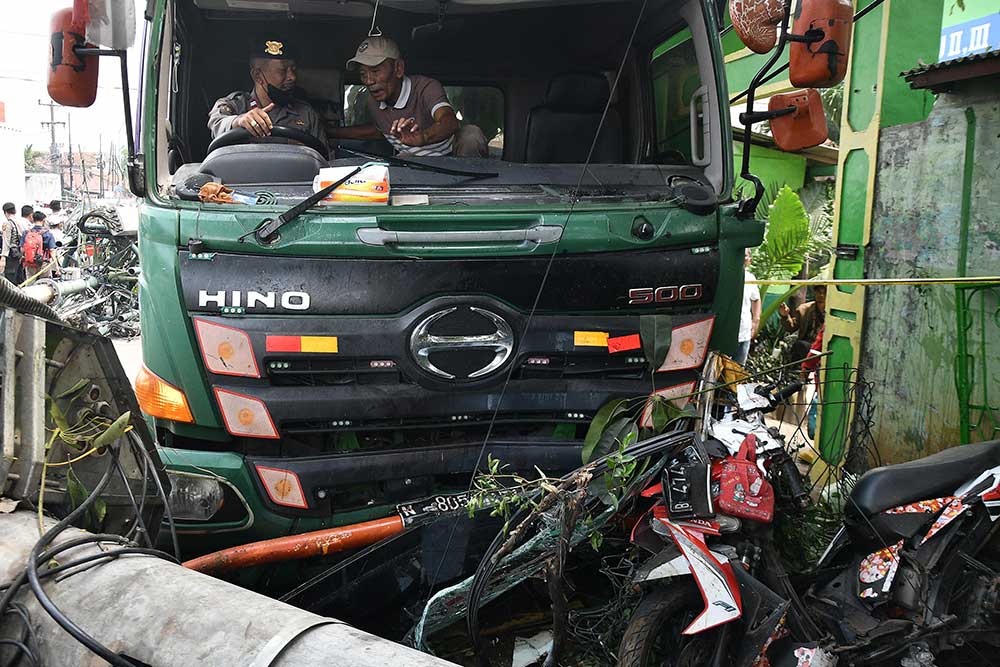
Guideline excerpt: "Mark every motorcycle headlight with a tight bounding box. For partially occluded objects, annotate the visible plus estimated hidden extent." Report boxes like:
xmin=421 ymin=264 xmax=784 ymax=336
xmin=166 ymin=472 xmax=225 ymax=521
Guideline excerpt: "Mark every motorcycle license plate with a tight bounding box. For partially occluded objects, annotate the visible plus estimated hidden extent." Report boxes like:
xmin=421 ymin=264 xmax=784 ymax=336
xmin=665 ymin=443 xmax=712 ymax=520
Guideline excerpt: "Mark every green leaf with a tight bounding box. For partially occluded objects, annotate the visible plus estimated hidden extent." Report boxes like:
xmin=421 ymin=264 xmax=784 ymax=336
xmin=48 ymin=401 xmax=71 ymax=436
xmin=650 ymin=397 xmax=696 ymax=433
xmin=92 ymin=497 xmax=107 ymax=527
xmin=752 ymin=186 xmax=811 ymax=280
xmin=640 ymin=314 xmax=673 ymax=369
xmin=55 ymin=378 xmax=91 ymax=400
xmin=589 ymin=530 xmax=604 ymax=551
xmin=66 ymin=468 xmax=88 ymax=511
xmin=582 ymin=399 xmax=629 ymax=463
xmin=66 ymin=468 xmax=106 ymax=531
xmin=91 ymin=412 xmax=131 ymax=450
xmin=588 ymin=416 xmax=634 ymax=463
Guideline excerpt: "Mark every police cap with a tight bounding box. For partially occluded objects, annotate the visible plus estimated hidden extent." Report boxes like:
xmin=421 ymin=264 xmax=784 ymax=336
xmin=252 ymin=35 xmax=296 ymax=60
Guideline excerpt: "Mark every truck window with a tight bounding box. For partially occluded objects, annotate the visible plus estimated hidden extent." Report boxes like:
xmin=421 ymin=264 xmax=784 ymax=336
xmin=651 ymin=27 xmax=702 ymax=165
xmin=343 ymin=85 xmax=506 ymax=157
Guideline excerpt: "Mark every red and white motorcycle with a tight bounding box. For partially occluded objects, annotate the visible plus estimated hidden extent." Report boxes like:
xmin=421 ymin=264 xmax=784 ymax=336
xmin=618 ymin=369 xmax=1000 ymax=667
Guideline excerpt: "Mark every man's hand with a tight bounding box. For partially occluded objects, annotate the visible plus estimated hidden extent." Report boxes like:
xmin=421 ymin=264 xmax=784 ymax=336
xmin=234 ymin=103 xmax=275 ymax=137
xmin=778 ymin=302 xmax=790 ymax=317
xmin=390 ymin=117 xmax=426 ymax=147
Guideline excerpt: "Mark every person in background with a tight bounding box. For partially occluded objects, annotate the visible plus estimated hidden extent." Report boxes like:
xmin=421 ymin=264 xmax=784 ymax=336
xmin=11 ymin=205 xmax=34 ymax=284
xmin=21 ymin=211 xmax=57 ymax=281
xmin=48 ymin=216 xmax=65 ymax=248
xmin=2 ymin=202 xmax=21 ymax=283
xmin=779 ymin=284 xmax=827 ymax=363
xmin=18 ymin=205 xmax=34 ymax=236
xmin=47 ymin=200 xmax=66 ymax=228
xmin=801 ymin=325 xmax=825 ymax=440
xmin=736 ymin=248 xmax=761 ymax=366
xmin=333 ymin=36 xmax=487 ymax=157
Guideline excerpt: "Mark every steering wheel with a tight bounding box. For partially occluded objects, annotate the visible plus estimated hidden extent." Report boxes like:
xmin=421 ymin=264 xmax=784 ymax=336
xmin=206 ymin=126 xmax=328 ymax=158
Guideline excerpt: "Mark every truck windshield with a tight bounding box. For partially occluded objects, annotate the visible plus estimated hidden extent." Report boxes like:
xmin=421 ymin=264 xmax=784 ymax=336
xmin=161 ymin=0 xmax=720 ymax=206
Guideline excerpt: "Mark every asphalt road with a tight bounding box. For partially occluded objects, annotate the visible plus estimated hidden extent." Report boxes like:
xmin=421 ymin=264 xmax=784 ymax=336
xmin=112 ymin=336 xmax=143 ymax=386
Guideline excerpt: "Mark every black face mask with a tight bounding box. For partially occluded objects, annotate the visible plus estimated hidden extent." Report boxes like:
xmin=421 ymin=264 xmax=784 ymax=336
xmin=256 ymin=70 xmax=298 ymax=107
xmin=266 ymin=83 xmax=297 ymax=107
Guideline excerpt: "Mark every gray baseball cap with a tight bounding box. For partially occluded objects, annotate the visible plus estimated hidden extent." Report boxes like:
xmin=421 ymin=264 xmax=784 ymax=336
xmin=346 ymin=36 xmax=401 ymax=69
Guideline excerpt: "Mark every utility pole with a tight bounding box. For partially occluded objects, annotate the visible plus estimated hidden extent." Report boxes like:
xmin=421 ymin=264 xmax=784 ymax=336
xmin=38 ymin=99 xmax=66 ymax=196
xmin=97 ymin=134 xmax=105 ymax=197
xmin=78 ymin=145 xmax=90 ymax=200
xmin=66 ymin=115 xmax=74 ymax=194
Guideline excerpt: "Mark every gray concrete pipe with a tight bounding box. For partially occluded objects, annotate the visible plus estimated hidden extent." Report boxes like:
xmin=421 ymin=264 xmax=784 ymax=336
xmin=0 ymin=511 xmax=455 ymax=666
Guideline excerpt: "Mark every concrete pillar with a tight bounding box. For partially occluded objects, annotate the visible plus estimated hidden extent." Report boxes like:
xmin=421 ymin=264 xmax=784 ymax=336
xmin=0 ymin=511 xmax=454 ymax=666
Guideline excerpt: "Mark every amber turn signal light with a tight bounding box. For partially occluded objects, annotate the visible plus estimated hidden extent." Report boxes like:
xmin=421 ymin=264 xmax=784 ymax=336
xmin=135 ymin=365 xmax=195 ymax=423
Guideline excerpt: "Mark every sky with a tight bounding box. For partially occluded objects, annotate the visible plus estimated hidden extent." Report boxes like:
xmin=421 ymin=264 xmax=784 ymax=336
xmin=0 ymin=0 xmax=145 ymax=156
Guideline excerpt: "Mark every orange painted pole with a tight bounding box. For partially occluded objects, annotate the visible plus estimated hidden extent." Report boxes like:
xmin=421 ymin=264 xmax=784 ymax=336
xmin=183 ymin=515 xmax=405 ymax=575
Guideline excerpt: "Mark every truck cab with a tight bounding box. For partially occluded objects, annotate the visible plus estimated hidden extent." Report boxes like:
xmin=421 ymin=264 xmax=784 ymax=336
xmin=51 ymin=0 xmax=763 ymax=552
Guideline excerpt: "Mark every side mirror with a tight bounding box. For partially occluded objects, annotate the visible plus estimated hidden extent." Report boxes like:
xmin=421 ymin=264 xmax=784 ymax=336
xmin=47 ymin=8 xmax=99 ymax=108
xmin=769 ymin=89 xmax=828 ymax=152
xmin=729 ymin=0 xmax=786 ymax=54
xmin=789 ymin=0 xmax=853 ymax=88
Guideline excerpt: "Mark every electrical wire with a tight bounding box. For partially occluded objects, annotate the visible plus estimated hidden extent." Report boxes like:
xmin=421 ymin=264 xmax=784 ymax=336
xmin=23 ymin=451 xmax=137 ymax=667
xmin=112 ymin=455 xmax=154 ymax=548
xmin=128 ymin=431 xmax=180 ymax=561
xmin=0 ymin=437 xmax=178 ymax=667
xmin=425 ymin=2 xmax=652 ymax=648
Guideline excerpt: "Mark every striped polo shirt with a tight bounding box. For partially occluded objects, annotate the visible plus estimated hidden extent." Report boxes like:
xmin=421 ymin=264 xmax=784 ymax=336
xmin=369 ymin=75 xmax=455 ymax=157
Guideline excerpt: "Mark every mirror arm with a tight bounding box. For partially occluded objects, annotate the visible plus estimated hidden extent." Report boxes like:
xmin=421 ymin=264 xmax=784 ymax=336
xmin=74 ymin=46 xmax=142 ymax=196
xmin=739 ymin=106 xmax=795 ymax=126
xmin=785 ymin=29 xmax=825 ymax=44
xmin=735 ymin=0 xmax=793 ymax=220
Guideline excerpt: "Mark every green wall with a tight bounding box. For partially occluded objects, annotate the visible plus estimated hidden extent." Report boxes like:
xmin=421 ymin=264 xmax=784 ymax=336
xmin=860 ymin=80 xmax=1000 ymax=462
xmin=732 ymin=142 xmax=807 ymax=198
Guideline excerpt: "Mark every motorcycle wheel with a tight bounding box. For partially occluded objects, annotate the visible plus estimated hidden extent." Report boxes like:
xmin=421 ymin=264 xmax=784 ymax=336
xmin=617 ymin=582 xmax=726 ymax=667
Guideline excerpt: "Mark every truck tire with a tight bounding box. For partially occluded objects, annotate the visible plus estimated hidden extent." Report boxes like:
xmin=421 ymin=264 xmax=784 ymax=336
xmin=617 ymin=582 xmax=725 ymax=667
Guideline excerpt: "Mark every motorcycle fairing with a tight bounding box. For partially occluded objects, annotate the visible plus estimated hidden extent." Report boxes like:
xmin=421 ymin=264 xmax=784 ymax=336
xmin=661 ymin=519 xmax=743 ymax=634
xmin=633 ymin=514 xmax=730 ymax=584
xmin=883 ymin=496 xmax=954 ymax=515
xmin=857 ymin=539 xmax=903 ymax=602
xmin=731 ymin=566 xmax=790 ymax=667
xmin=920 ymin=465 xmax=1000 ymax=545
xmin=920 ymin=497 xmax=968 ymax=545
xmin=816 ymin=526 xmax=848 ymax=570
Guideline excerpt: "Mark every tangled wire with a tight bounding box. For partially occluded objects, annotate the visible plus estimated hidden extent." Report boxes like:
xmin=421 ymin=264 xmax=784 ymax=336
xmin=55 ymin=207 xmax=140 ymax=338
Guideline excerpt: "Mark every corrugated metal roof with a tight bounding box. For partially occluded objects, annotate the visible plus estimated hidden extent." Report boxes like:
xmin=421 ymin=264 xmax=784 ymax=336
xmin=901 ymin=49 xmax=1000 ymax=79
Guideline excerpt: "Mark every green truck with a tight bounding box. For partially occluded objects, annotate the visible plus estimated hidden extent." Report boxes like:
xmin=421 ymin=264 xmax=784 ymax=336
xmin=46 ymin=0 xmax=811 ymax=554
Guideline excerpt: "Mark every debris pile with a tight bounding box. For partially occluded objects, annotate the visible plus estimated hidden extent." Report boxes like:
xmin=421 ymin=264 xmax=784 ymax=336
xmin=31 ymin=206 xmax=141 ymax=337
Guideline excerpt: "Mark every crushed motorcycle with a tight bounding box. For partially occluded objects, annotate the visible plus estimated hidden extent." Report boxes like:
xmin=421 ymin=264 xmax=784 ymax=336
xmin=618 ymin=356 xmax=1000 ymax=667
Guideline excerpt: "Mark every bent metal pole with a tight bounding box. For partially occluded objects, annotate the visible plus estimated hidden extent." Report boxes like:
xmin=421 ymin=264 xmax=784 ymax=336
xmin=183 ymin=515 xmax=405 ymax=575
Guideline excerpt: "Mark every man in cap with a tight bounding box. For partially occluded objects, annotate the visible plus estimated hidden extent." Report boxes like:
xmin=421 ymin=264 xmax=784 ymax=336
xmin=332 ymin=36 xmax=485 ymax=157
xmin=208 ymin=36 xmax=328 ymax=151
xmin=1 ymin=203 xmax=20 ymax=283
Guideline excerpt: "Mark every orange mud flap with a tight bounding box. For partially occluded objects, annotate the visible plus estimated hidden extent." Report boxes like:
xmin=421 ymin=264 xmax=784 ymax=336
xmin=183 ymin=515 xmax=405 ymax=575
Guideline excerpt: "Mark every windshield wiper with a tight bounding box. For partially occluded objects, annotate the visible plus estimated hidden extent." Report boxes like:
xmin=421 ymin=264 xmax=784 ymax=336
xmin=239 ymin=161 xmax=384 ymax=245
xmin=338 ymin=147 xmax=499 ymax=180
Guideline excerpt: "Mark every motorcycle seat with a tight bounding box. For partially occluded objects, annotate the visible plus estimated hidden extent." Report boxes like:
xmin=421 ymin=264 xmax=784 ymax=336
xmin=848 ymin=440 xmax=1000 ymax=517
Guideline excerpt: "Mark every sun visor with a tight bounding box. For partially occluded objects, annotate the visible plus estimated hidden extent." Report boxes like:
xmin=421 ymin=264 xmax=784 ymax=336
xmin=82 ymin=0 xmax=137 ymax=50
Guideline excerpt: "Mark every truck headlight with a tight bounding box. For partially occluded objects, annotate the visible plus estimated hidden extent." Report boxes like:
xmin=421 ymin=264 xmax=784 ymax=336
xmin=167 ymin=472 xmax=225 ymax=521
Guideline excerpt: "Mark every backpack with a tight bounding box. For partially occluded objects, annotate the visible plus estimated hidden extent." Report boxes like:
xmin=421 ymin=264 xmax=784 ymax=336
xmin=22 ymin=229 xmax=47 ymax=268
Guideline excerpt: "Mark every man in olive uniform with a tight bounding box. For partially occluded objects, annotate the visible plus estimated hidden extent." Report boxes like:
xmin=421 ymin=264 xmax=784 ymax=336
xmin=207 ymin=37 xmax=328 ymax=151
